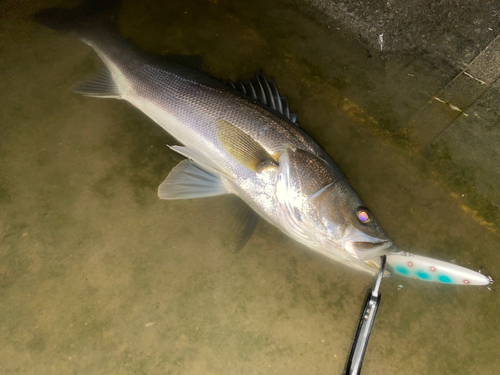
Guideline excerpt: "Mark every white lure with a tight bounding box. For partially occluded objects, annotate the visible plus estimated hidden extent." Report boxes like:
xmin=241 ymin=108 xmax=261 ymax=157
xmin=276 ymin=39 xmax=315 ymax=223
xmin=386 ymin=252 xmax=493 ymax=286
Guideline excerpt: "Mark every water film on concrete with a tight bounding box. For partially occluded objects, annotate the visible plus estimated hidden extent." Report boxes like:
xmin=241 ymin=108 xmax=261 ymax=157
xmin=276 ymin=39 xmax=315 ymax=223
xmin=1 ymin=0 xmax=499 ymax=374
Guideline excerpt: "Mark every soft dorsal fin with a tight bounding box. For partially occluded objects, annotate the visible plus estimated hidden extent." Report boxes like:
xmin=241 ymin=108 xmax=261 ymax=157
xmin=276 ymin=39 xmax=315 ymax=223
xmin=222 ymin=70 xmax=299 ymax=125
xmin=162 ymin=54 xmax=204 ymax=72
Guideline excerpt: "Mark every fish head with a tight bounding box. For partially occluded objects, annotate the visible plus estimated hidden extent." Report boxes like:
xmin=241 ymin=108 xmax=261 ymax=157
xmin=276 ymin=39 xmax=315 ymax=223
xmin=277 ymin=146 xmax=395 ymax=264
xmin=314 ymin=183 xmax=395 ymax=261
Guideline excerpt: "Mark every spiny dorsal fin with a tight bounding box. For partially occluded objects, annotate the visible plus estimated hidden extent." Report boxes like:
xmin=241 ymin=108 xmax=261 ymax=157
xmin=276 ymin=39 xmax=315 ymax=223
xmin=222 ymin=70 xmax=299 ymax=125
xmin=216 ymin=119 xmax=278 ymax=172
xmin=163 ymin=54 xmax=204 ymax=72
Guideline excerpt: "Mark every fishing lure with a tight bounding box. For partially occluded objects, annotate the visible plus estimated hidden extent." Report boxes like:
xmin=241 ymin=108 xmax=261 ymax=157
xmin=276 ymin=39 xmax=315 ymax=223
xmin=385 ymin=252 xmax=493 ymax=286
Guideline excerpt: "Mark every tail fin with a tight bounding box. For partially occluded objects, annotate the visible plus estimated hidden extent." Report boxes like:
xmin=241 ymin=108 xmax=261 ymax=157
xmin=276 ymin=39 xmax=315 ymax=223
xmin=32 ymin=0 xmax=121 ymax=36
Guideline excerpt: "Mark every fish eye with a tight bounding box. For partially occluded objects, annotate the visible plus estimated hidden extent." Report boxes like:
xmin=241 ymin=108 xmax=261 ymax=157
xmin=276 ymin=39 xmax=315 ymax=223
xmin=357 ymin=209 xmax=371 ymax=223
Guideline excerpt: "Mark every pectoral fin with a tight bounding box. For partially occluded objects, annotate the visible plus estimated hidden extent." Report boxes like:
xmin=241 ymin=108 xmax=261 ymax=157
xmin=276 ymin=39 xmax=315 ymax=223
xmin=216 ymin=119 xmax=277 ymax=172
xmin=158 ymin=160 xmax=230 ymax=200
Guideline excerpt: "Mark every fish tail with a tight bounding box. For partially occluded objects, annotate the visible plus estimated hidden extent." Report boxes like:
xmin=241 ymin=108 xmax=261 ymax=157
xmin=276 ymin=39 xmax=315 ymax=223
xmin=32 ymin=0 xmax=121 ymax=37
xmin=34 ymin=0 xmax=125 ymax=100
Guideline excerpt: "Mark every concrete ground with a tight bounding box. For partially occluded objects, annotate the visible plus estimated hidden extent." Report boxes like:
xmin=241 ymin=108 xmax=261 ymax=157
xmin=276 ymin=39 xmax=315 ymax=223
xmin=1 ymin=0 xmax=499 ymax=374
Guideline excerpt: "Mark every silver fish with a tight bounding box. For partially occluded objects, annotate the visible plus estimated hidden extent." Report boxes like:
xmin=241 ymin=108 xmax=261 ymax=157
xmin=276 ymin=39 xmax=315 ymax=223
xmin=34 ymin=2 xmax=493 ymax=285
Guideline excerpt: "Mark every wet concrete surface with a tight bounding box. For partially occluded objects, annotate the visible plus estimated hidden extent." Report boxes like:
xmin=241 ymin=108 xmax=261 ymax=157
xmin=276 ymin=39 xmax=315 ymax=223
xmin=1 ymin=0 xmax=499 ymax=374
xmin=304 ymin=0 xmax=500 ymax=72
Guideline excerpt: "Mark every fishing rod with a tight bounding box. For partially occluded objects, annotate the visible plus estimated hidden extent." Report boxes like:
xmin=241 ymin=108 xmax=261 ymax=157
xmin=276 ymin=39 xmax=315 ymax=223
xmin=344 ymin=255 xmax=386 ymax=375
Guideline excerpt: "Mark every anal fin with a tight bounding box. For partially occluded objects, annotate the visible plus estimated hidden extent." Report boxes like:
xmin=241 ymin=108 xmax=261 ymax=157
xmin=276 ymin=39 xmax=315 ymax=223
xmin=72 ymin=66 xmax=120 ymax=98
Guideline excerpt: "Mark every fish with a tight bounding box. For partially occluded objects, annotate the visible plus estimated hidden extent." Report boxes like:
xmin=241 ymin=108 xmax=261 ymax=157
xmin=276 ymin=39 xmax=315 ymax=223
xmin=33 ymin=1 xmax=492 ymax=286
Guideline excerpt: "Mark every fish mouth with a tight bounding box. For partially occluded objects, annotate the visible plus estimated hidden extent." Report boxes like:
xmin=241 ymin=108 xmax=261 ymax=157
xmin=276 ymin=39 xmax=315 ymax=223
xmin=342 ymin=228 xmax=395 ymax=260
xmin=350 ymin=241 xmax=396 ymax=260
